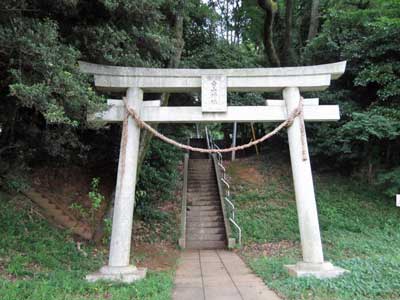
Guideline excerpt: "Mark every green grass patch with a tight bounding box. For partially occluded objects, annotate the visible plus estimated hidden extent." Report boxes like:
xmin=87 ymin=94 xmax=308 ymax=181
xmin=229 ymin=155 xmax=400 ymax=300
xmin=0 ymin=192 xmax=175 ymax=300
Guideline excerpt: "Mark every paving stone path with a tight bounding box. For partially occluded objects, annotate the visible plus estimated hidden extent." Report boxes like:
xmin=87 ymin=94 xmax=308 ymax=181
xmin=172 ymin=250 xmax=281 ymax=300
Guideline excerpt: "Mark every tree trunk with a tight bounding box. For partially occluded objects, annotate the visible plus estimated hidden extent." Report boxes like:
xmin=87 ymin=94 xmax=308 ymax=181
xmin=136 ymin=6 xmax=185 ymax=177
xmin=307 ymin=0 xmax=319 ymax=42
xmin=258 ymin=0 xmax=280 ymax=67
xmin=282 ymin=0 xmax=294 ymax=66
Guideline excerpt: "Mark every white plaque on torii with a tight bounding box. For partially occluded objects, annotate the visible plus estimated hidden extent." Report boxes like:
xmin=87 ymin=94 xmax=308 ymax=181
xmin=201 ymin=75 xmax=227 ymax=112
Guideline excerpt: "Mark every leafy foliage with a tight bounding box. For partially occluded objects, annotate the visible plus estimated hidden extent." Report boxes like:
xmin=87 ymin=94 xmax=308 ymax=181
xmin=136 ymin=132 xmax=182 ymax=218
xmin=303 ymin=0 xmax=400 ymax=194
xmin=376 ymin=167 xmax=400 ymax=197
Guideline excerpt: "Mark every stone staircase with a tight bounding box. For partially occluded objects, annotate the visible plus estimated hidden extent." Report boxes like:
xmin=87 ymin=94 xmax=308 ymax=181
xmin=185 ymin=157 xmax=227 ymax=249
xmin=22 ymin=189 xmax=93 ymax=240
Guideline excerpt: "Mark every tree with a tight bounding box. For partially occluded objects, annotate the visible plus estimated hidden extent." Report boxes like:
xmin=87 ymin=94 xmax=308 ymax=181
xmin=282 ymin=0 xmax=294 ymax=66
xmin=257 ymin=0 xmax=280 ymax=66
xmin=307 ymin=0 xmax=320 ymax=41
xmin=137 ymin=0 xmax=186 ymax=175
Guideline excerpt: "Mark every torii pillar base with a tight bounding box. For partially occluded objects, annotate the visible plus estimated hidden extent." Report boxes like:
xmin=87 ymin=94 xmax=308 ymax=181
xmin=285 ymin=262 xmax=347 ymax=279
xmin=86 ymin=266 xmax=147 ymax=283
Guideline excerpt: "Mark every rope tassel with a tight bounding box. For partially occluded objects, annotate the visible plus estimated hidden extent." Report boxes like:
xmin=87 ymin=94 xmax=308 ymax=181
xmin=122 ymin=96 xmax=307 ymax=160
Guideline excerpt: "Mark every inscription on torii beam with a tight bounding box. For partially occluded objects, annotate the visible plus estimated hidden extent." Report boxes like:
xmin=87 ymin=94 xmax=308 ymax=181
xmin=201 ymin=75 xmax=227 ymax=112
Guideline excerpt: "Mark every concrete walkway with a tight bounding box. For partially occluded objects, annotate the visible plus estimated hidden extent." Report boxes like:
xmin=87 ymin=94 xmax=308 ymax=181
xmin=172 ymin=250 xmax=281 ymax=300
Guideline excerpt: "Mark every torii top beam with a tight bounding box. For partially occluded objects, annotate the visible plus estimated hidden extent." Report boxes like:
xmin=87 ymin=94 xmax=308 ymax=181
xmin=79 ymin=61 xmax=346 ymax=93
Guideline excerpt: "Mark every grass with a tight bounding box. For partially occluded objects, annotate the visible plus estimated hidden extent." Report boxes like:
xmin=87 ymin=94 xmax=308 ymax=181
xmin=228 ymin=154 xmax=400 ymax=300
xmin=0 ymin=191 xmax=176 ymax=300
xmin=2 ymin=151 xmax=400 ymax=300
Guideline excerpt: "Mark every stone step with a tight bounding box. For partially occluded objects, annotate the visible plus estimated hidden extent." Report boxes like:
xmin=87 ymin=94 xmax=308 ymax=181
xmin=188 ymin=193 xmax=219 ymax=197
xmin=186 ymin=233 xmax=225 ymax=241
xmin=188 ymin=169 xmax=215 ymax=176
xmin=189 ymin=179 xmax=215 ymax=182
xmin=188 ymin=197 xmax=220 ymax=202
xmin=188 ymin=198 xmax=221 ymax=204
xmin=188 ymin=177 xmax=217 ymax=181
xmin=189 ymin=165 xmax=213 ymax=169
xmin=188 ymin=192 xmax=218 ymax=195
xmin=187 ymin=205 xmax=221 ymax=211
xmin=188 ymin=195 xmax=220 ymax=199
xmin=189 ymin=166 xmax=213 ymax=170
xmin=186 ymin=221 xmax=224 ymax=228
xmin=186 ymin=227 xmax=225 ymax=234
xmin=189 ymin=166 xmax=213 ymax=169
xmin=188 ymin=195 xmax=220 ymax=200
xmin=187 ymin=210 xmax=221 ymax=217
xmin=189 ymin=159 xmax=212 ymax=163
xmin=189 ymin=173 xmax=215 ymax=177
xmin=187 ymin=214 xmax=223 ymax=220
xmin=187 ymin=196 xmax=221 ymax=206
xmin=188 ymin=186 xmax=218 ymax=190
xmin=190 ymin=190 xmax=218 ymax=193
xmin=188 ymin=204 xmax=221 ymax=209
xmin=188 ymin=182 xmax=216 ymax=186
xmin=187 ymin=185 xmax=218 ymax=190
xmin=188 ymin=181 xmax=217 ymax=185
xmin=185 ymin=240 xmax=226 ymax=249
xmin=188 ymin=173 xmax=214 ymax=176
xmin=187 ymin=190 xmax=219 ymax=194
xmin=187 ymin=209 xmax=222 ymax=215
xmin=186 ymin=208 xmax=222 ymax=217
xmin=188 ymin=191 xmax=218 ymax=197
xmin=186 ymin=206 xmax=222 ymax=211
xmin=188 ymin=184 xmax=217 ymax=188
xmin=188 ymin=192 xmax=219 ymax=196
xmin=189 ymin=160 xmax=211 ymax=164
xmin=187 ymin=216 xmax=223 ymax=223
xmin=187 ymin=204 xmax=220 ymax=209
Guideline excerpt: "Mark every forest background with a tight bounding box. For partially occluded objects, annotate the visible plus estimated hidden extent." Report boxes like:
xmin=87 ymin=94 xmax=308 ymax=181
xmin=0 ymin=0 xmax=399 ymax=205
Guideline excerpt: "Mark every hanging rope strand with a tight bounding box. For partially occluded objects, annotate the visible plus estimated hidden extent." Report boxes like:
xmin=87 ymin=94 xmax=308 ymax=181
xmin=298 ymin=99 xmax=308 ymax=161
xmin=122 ymin=96 xmax=307 ymax=159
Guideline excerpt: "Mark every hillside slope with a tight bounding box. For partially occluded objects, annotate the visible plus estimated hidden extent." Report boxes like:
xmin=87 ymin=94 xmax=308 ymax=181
xmin=0 ymin=191 xmax=178 ymax=300
xmin=227 ymin=154 xmax=400 ymax=300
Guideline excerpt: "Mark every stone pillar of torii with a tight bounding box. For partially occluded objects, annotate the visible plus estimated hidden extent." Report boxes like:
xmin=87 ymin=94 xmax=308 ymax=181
xmin=80 ymin=61 xmax=348 ymax=282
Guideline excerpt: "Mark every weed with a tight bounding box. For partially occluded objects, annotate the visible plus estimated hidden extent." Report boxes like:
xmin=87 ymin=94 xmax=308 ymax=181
xmin=70 ymin=177 xmax=105 ymax=227
xmin=102 ymin=217 xmax=112 ymax=245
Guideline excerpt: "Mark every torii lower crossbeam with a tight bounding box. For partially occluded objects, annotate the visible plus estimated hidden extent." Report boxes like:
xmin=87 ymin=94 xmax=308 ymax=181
xmin=91 ymin=103 xmax=340 ymax=123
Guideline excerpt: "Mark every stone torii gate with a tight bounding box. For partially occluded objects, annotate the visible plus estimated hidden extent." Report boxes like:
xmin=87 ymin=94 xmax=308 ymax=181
xmin=80 ymin=61 xmax=348 ymax=282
